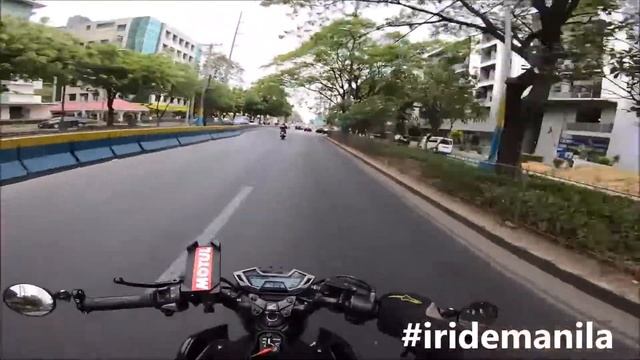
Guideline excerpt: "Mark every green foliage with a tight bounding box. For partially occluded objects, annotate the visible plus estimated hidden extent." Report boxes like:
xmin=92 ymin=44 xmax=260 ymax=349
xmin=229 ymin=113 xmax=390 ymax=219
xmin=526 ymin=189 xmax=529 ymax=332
xmin=0 ymin=16 xmax=86 ymax=81
xmin=521 ymin=153 xmax=544 ymax=163
xmin=334 ymin=134 xmax=640 ymax=267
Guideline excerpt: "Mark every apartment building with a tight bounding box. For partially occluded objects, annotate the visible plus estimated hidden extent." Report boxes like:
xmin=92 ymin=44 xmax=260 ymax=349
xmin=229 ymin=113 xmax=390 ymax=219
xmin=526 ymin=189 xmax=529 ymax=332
xmin=423 ymin=32 xmax=639 ymax=172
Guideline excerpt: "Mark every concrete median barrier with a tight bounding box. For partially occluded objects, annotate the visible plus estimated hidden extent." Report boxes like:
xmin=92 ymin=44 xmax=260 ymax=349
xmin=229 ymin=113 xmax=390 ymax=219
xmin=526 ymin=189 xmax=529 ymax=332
xmin=177 ymin=133 xmax=211 ymax=145
xmin=139 ymin=134 xmax=180 ymax=151
xmin=19 ymin=143 xmax=78 ymax=174
xmin=72 ymin=139 xmax=115 ymax=164
xmin=0 ymin=148 xmax=28 ymax=181
xmin=110 ymin=137 xmax=143 ymax=157
xmin=1 ymin=126 xmax=248 ymax=184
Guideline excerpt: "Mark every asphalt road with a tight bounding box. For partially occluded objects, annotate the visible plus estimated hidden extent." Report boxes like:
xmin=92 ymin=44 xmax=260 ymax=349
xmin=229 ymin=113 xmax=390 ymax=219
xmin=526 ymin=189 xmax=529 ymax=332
xmin=1 ymin=128 xmax=637 ymax=359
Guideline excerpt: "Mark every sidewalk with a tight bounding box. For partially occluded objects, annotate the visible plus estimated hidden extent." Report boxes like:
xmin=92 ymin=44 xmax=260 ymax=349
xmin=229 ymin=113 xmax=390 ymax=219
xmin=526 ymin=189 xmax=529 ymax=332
xmin=327 ymin=136 xmax=639 ymax=316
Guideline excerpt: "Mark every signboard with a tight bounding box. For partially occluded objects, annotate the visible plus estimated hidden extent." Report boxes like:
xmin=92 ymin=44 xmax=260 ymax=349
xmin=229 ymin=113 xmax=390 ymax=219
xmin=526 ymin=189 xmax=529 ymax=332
xmin=556 ymin=133 xmax=610 ymax=159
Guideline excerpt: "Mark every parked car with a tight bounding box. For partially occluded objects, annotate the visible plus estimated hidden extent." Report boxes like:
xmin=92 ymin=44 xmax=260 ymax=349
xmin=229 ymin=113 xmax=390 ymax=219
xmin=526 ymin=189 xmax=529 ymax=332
xmin=38 ymin=117 xmax=88 ymax=129
xmin=233 ymin=116 xmax=250 ymax=125
xmin=425 ymin=137 xmax=454 ymax=154
xmin=315 ymin=128 xmax=328 ymax=134
xmin=394 ymin=134 xmax=410 ymax=144
xmin=295 ymin=124 xmax=303 ymax=130
xmin=304 ymin=127 xmax=313 ymax=132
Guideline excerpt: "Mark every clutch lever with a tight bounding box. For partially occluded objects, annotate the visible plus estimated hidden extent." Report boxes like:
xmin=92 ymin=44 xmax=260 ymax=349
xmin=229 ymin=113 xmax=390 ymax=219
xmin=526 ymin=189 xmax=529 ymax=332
xmin=113 ymin=277 xmax=183 ymax=288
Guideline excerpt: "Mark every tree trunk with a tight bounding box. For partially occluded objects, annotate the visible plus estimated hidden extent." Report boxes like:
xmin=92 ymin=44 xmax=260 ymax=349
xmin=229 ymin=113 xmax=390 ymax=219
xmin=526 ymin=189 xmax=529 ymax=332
xmin=497 ymin=69 xmax=554 ymax=167
xmin=106 ymin=90 xmax=116 ymax=127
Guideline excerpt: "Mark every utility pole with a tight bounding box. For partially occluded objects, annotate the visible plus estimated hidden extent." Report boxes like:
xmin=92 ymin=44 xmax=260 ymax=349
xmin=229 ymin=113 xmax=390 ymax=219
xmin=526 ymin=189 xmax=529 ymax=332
xmin=487 ymin=0 xmax=512 ymax=163
xmin=228 ymin=11 xmax=242 ymax=63
xmin=198 ymin=43 xmax=215 ymax=126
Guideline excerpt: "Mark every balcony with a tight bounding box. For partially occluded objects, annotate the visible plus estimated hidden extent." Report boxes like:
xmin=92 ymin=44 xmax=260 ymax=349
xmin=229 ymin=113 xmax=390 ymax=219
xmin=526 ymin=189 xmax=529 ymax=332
xmin=1 ymin=93 xmax=42 ymax=104
xmin=452 ymin=63 xmax=468 ymax=73
xmin=565 ymin=122 xmax=613 ymax=133
xmin=549 ymin=89 xmax=600 ymax=99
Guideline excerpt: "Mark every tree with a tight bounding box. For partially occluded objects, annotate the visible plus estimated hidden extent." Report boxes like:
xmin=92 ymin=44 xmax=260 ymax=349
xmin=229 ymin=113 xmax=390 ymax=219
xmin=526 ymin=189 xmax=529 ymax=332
xmin=79 ymin=45 xmax=140 ymax=126
xmin=271 ymin=17 xmax=381 ymax=112
xmin=264 ymin=0 xmax=623 ymax=166
xmin=602 ymin=5 xmax=639 ymax=112
xmin=0 ymin=16 xmax=86 ymax=129
xmin=202 ymin=51 xmax=244 ymax=83
xmin=0 ymin=16 xmax=84 ymax=82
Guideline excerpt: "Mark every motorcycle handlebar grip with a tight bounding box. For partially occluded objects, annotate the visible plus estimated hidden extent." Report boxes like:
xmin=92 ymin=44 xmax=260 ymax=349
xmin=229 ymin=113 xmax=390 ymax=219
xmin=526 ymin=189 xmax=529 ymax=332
xmin=80 ymin=293 xmax=156 ymax=312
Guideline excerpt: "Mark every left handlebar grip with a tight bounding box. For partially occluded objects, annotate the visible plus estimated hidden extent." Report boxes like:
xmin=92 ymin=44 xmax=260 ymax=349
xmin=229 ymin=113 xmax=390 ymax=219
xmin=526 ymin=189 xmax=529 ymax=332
xmin=79 ymin=293 xmax=156 ymax=312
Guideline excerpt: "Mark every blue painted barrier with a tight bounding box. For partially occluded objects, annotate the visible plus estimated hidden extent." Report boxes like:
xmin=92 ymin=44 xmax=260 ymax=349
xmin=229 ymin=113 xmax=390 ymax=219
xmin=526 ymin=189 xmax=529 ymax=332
xmin=139 ymin=134 xmax=180 ymax=151
xmin=19 ymin=143 xmax=78 ymax=174
xmin=0 ymin=148 xmax=28 ymax=181
xmin=110 ymin=136 xmax=143 ymax=157
xmin=177 ymin=133 xmax=211 ymax=146
xmin=72 ymin=139 xmax=114 ymax=164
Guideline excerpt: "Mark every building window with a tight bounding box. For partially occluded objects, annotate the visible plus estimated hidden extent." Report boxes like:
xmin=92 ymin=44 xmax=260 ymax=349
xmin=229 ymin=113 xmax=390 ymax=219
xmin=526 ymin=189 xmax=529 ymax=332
xmin=188 ymin=55 xmax=194 ymax=63
xmin=85 ymin=24 xmax=91 ymax=30
xmin=96 ymin=22 xmax=115 ymax=29
xmin=190 ymin=44 xmax=195 ymax=51
xmin=172 ymin=34 xmax=178 ymax=42
xmin=68 ymin=94 xmax=77 ymax=101
xmin=177 ymin=50 xmax=182 ymax=57
xmin=100 ymin=39 xmax=109 ymax=44
xmin=179 ymin=38 xmax=184 ymax=46
xmin=92 ymin=92 xmax=99 ymax=101
xmin=88 ymin=40 xmax=95 ymax=44
xmin=79 ymin=42 xmax=85 ymax=46
xmin=117 ymin=24 xmax=127 ymax=31
xmin=182 ymin=53 xmax=188 ymax=60
xmin=80 ymin=93 xmax=89 ymax=101
xmin=116 ymin=35 xmax=124 ymax=43
xmin=162 ymin=44 xmax=169 ymax=50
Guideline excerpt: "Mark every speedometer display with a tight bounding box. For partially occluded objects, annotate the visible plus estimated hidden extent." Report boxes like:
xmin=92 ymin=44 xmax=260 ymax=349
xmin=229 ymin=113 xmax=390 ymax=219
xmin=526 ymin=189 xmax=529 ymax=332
xmin=233 ymin=268 xmax=314 ymax=291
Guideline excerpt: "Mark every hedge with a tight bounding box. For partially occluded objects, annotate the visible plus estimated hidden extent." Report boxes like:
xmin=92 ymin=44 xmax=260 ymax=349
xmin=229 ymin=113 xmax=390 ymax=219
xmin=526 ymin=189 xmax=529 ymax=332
xmin=335 ymin=134 xmax=640 ymax=270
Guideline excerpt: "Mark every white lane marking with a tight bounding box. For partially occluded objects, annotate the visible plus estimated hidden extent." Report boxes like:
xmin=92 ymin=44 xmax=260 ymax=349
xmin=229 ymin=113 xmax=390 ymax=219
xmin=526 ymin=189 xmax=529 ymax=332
xmin=153 ymin=186 xmax=253 ymax=283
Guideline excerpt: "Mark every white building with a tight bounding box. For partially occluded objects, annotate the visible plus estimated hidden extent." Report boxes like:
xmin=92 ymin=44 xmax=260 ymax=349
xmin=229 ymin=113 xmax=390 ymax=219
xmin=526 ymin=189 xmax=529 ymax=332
xmin=425 ymin=32 xmax=639 ymax=172
xmin=1 ymin=80 xmax=52 ymax=121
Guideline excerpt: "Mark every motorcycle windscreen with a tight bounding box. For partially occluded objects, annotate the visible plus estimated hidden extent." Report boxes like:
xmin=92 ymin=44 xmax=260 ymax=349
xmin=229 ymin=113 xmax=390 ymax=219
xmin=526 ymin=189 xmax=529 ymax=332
xmin=183 ymin=242 xmax=221 ymax=293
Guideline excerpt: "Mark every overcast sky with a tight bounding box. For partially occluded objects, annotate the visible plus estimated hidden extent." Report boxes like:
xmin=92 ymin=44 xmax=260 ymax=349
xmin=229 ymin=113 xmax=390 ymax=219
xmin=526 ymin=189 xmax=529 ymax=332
xmin=33 ymin=1 xmax=428 ymax=121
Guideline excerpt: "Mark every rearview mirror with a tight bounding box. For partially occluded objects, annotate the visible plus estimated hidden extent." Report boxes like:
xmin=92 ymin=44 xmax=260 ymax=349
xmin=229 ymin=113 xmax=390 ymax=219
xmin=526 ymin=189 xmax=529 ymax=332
xmin=3 ymin=284 xmax=56 ymax=317
xmin=458 ymin=301 xmax=498 ymax=325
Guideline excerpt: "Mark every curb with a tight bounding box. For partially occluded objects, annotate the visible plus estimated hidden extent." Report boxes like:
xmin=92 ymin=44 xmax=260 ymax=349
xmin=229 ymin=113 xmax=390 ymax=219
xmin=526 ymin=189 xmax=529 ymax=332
xmin=327 ymin=137 xmax=640 ymax=318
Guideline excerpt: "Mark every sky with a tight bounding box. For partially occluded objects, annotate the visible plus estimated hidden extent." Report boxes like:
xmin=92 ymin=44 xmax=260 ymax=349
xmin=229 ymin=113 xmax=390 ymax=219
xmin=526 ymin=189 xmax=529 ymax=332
xmin=32 ymin=1 xmax=430 ymax=121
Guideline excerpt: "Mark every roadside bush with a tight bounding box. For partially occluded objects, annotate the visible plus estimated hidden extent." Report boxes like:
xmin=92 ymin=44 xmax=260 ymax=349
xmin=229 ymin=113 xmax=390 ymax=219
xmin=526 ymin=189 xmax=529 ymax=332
xmin=334 ymin=134 xmax=640 ymax=268
xmin=521 ymin=153 xmax=544 ymax=163
xmin=595 ymin=156 xmax=612 ymax=166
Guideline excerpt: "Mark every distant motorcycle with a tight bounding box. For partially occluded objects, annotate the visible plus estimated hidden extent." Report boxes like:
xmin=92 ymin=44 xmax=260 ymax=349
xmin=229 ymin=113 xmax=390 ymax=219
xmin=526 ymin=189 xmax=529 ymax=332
xmin=280 ymin=131 xmax=286 ymax=140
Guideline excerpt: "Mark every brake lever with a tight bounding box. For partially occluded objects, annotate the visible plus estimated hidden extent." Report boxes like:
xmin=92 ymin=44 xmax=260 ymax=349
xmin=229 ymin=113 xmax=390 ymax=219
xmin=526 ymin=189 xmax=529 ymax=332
xmin=113 ymin=277 xmax=182 ymax=288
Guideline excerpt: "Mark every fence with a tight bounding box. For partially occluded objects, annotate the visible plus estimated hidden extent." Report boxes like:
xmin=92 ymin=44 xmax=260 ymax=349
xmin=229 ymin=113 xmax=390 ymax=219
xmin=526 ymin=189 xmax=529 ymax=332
xmin=328 ymin=132 xmax=640 ymax=274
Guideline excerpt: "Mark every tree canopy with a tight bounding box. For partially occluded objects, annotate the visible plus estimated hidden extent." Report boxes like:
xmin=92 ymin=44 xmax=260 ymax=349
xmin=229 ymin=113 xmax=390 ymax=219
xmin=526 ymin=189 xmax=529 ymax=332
xmin=264 ymin=0 xmax=632 ymax=166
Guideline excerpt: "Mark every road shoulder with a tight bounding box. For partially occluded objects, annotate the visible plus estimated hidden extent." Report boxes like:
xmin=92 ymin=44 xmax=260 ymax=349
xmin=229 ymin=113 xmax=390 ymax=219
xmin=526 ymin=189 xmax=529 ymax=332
xmin=326 ymin=136 xmax=639 ymax=317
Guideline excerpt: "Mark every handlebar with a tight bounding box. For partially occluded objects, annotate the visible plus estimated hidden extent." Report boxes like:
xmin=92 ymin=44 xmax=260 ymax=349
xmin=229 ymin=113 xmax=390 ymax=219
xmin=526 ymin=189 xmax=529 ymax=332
xmin=72 ymin=286 xmax=181 ymax=313
xmin=81 ymin=294 xmax=156 ymax=311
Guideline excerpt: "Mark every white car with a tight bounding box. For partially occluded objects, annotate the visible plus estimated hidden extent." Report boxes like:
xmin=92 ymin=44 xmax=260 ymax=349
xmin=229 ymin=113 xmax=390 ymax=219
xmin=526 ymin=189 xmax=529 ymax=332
xmin=425 ymin=137 xmax=453 ymax=154
xmin=233 ymin=116 xmax=250 ymax=125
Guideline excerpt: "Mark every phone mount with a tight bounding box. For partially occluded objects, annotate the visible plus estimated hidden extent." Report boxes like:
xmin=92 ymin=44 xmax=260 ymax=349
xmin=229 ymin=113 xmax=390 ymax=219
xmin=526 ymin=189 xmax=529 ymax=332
xmin=111 ymin=241 xmax=222 ymax=294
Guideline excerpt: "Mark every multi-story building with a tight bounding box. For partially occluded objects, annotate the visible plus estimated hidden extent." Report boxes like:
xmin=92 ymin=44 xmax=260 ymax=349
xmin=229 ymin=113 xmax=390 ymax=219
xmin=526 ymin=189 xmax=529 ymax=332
xmin=0 ymin=0 xmax=52 ymax=121
xmin=63 ymin=16 xmax=201 ymax=65
xmin=60 ymin=16 xmax=202 ymax=117
xmin=422 ymin=32 xmax=639 ymax=172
